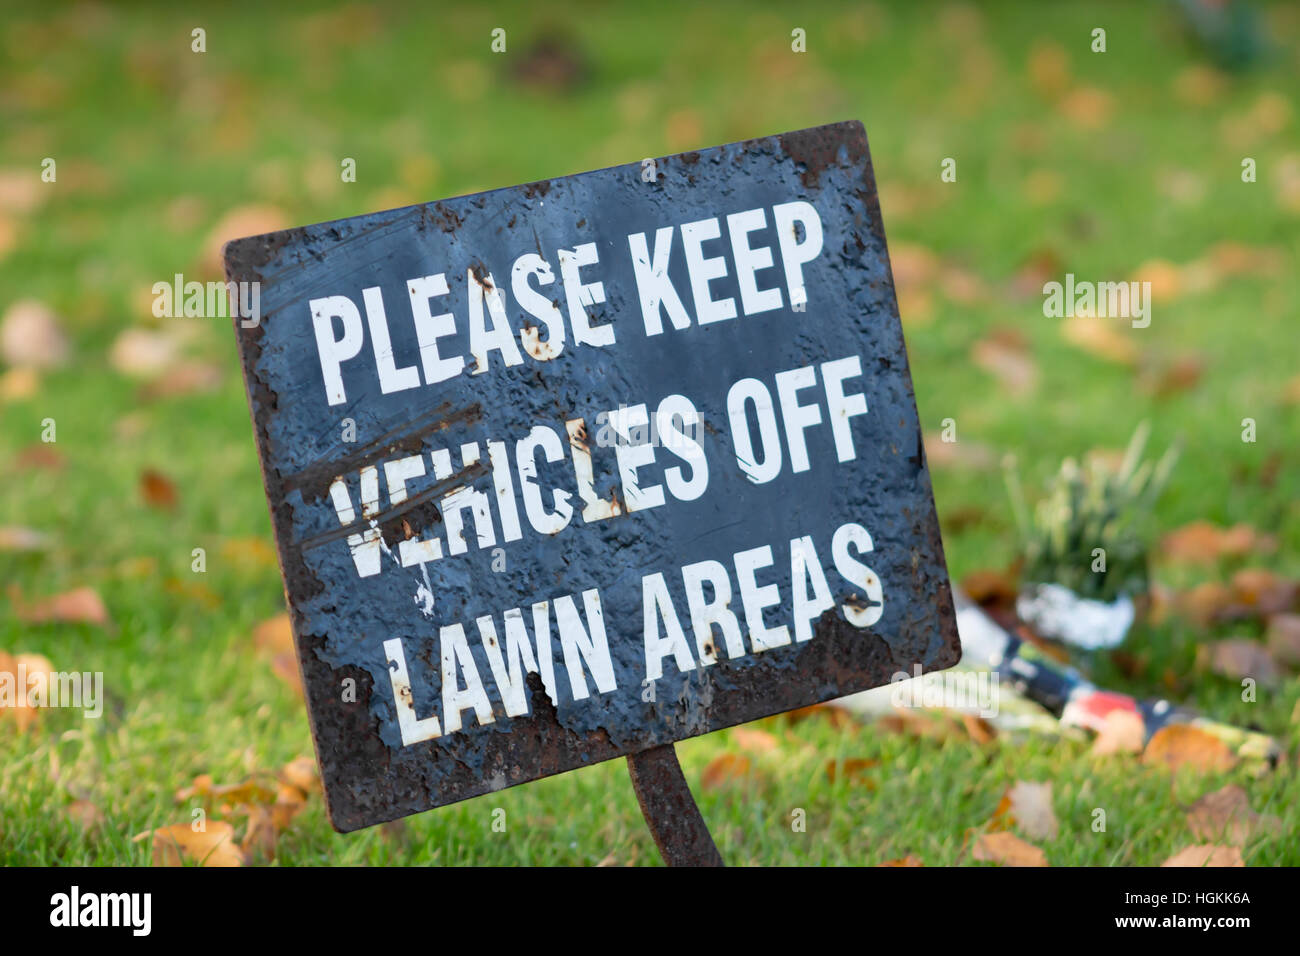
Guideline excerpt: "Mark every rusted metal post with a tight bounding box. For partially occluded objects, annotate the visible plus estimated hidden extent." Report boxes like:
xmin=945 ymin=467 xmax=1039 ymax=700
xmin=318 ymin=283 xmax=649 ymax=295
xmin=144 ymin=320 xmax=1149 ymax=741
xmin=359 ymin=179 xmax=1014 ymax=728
xmin=626 ymin=744 xmax=724 ymax=867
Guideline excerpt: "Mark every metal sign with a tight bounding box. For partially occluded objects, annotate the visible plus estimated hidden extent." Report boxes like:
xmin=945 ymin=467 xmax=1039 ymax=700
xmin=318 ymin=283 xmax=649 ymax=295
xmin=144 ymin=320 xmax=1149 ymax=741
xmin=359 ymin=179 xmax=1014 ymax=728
xmin=226 ymin=120 xmax=959 ymax=832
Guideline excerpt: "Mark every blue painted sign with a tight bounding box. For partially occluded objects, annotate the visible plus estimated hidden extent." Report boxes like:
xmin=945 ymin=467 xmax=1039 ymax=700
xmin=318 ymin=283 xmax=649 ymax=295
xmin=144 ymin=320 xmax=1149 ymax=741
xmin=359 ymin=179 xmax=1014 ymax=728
xmin=226 ymin=121 xmax=959 ymax=831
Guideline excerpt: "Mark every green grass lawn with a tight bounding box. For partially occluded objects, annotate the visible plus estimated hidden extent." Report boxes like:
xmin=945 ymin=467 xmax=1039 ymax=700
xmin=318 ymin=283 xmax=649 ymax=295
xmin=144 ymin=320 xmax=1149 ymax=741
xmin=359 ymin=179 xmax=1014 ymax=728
xmin=2 ymin=0 xmax=1298 ymax=865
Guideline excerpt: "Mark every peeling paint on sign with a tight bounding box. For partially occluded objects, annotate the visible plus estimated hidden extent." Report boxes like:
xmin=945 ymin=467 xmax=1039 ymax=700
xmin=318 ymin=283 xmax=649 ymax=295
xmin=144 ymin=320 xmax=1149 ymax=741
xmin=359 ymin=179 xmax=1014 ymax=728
xmin=226 ymin=120 xmax=959 ymax=832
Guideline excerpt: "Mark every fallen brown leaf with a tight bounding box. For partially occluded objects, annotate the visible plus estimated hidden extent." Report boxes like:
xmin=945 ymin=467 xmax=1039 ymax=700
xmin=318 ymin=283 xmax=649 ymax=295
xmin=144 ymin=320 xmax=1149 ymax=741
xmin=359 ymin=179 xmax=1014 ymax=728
xmin=1230 ymin=569 xmax=1297 ymax=617
xmin=878 ymin=854 xmax=924 ymax=867
xmin=1177 ymin=581 xmax=1235 ymax=627
xmin=108 ymin=327 xmax=183 ymax=378
xmin=1160 ymin=844 xmax=1244 ymax=868
xmin=731 ymin=727 xmax=778 ymax=754
xmin=0 ymin=300 xmax=68 ymax=369
xmin=1139 ymin=353 xmax=1204 ymax=398
xmin=140 ymin=469 xmax=179 ymax=511
xmin=972 ymin=329 xmax=1037 ymax=396
xmin=1062 ymin=313 xmax=1137 ymax=365
xmin=825 ymin=758 xmax=878 ymax=785
xmin=1009 ymin=249 xmax=1064 ymax=299
xmin=1027 ymin=42 xmax=1070 ymax=99
xmin=1265 ymin=614 xmax=1300 ymax=667
xmin=700 ymin=753 xmax=751 ymax=791
xmin=0 ymin=366 xmax=39 ymax=401
xmin=12 ymin=586 xmax=110 ymax=628
xmin=151 ymin=821 xmax=244 ymax=867
xmin=1132 ymin=259 xmax=1182 ymax=303
xmin=0 ymin=526 xmax=48 ymax=553
xmin=0 ymin=652 xmax=54 ymax=731
xmin=961 ymin=713 xmax=998 ymax=745
xmin=139 ymin=360 xmax=222 ymax=400
xmin=279 ymin=756 xmax=319 ymax=795
xmin=65 ymin=799 xmax=104 ymax=831
xmin=1161 ymin=521 xmax=1274 ymax=565
xmin=999 ymin=781 xmax=1059 ymax=840
xmin=15 ymin=445 xmax=64 ymax=470
xmin=1199 ymin=638 xmax=1279 ymax=686
xmin=221 ymin=536 xmax=278 ymax=570
xmin=973 ymin=830 xmax=1048 ymax=867
xmin=253 ymin=613 xmax=303 ymax=697
xmin=1143 ymin=724 xmax=1236 ymax=774
xmin=1059 ymin=86 xmax=1112 ymax=128
xmin=203 ymin=204 xmax=288 ymax=275
xmin=923 ymin=434 xmax=997 ymax=471
xmin=778 ymin=702 xmax=856 ymax=730
xmin=1186 ymin=785 xmax=1273 ymax=845
xmin=240 ymin=805 xmax=278 ymax=861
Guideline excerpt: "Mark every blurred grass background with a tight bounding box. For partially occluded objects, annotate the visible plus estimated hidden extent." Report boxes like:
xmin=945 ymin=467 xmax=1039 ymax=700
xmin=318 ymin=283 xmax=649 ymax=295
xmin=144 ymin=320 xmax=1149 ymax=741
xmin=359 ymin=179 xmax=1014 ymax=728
xmin=1 ymin=0 xmax=1297 ymax=865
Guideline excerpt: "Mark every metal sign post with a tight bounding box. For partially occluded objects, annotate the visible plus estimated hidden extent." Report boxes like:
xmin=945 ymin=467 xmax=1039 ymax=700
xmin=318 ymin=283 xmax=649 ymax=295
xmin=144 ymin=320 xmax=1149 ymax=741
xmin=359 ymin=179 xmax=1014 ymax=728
xmin=627 ymin=744 xmax=724 ymax=866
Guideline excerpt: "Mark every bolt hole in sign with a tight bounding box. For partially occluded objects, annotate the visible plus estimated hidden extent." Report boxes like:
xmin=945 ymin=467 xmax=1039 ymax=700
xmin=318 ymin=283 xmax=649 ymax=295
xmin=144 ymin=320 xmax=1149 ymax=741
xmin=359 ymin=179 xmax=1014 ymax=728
xmin=225 ymin=121 xmax=959 ymax=832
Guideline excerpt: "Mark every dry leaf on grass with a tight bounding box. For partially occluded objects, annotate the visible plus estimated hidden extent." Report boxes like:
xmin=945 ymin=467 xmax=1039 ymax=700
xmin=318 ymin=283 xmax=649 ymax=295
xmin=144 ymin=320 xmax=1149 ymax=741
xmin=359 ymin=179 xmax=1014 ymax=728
xmin=0 ymin=526 xmax=49 ymax=553
xmin=0 ymin=652 xmax=54 ymax=731
xmin=164 ymin=577 xmax=221 ymax=610
xmin=700 ymin=753 xmax=752 ymax=791
xmin=140 ymin=469 xmax=179 ymax=511
xmin=1008 ymin=248 xmax=1063 ymax=299
xmin=961 ymin=713 xmax=998 ymax=745
xmin=15 ymin=445 xmax=64 ymax=470
xmin=1143 ymin=724 xmax=1236 ymax=774
xmin=1061 ymin=312 xmax=1137 ymax=365
xmin=1132 ymin=259 xmax=1182 ymax=303
xmin=878 ymin=708 xmax=961 ymax=743
xmin=1176 ymin=581 xmax=1235 ymax=627
xmin=1138 ymin=353 xmax=1205 ymax=398
xmin=12 ymin=586 xmax=110 ymax=628
xmin=221 ymin=536 xmax=278 ymax=569
xmin=279 ymin=755 xmax=319 ymax=795
xmin=1186 ymin=785 xmax=1273 ymax=845
xmin=994 ymin=781 xmax=1059 ymax=840
xmin=1199 ymin=639 xmax=1279 ymax=686
xmin=825 ymin=758 xmax=878 ymax=785
xmin=253 ymin=613 xmax=303 ymax=699
xmin=923 ymin=434 xmax=997 ymax=471
xmin=66 ymin=800 xmax=104 ymax=831
xmin=1230 ymin=569 xmax=1297 ymax=617
xmin=973 ymin=830 xmax=1048 ymax=867
xmin=778 ymin=702 xmax=856 ymax=730
xmin=202 ymin=204 xmax=289 ymax=275
xmin=139 ymin=360 xmax=222 ymax=400
xmin=173 ymin=756 xmax=318 ymax=863
xmin=240 ymin=805 xmax=279 ymax=860
xmin=254 ymin=613 xmax=293 ymax=653
xmin=730 ymin=727 xmax=778 ymax=754
xmin=1160 ymin=521 xmax=1275 ymax=565
xmin=1160 ymin=844 xmax=1244 ymax=868
xmin=0 ymin=300 xmax=68 ymax=369
xmin=879 ymin=854 xmax=924 ymax=867
xmin=1092 ymin=710 xmax=1146 ymax=756
xmin=1266 ymin=614 xmax=1300 ymax=667
xmin=972 ymin=329 xmax=1037 ymax=396
xmin=1059 ymin=86 xmax=1112 ymax=128
xmin=109 ymin=327 xmax=183 ymax=378
xmin=149 ymin=821 xmax=245 ymax=867
xmin=0 ymin=366 xmax=40 ymax=401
